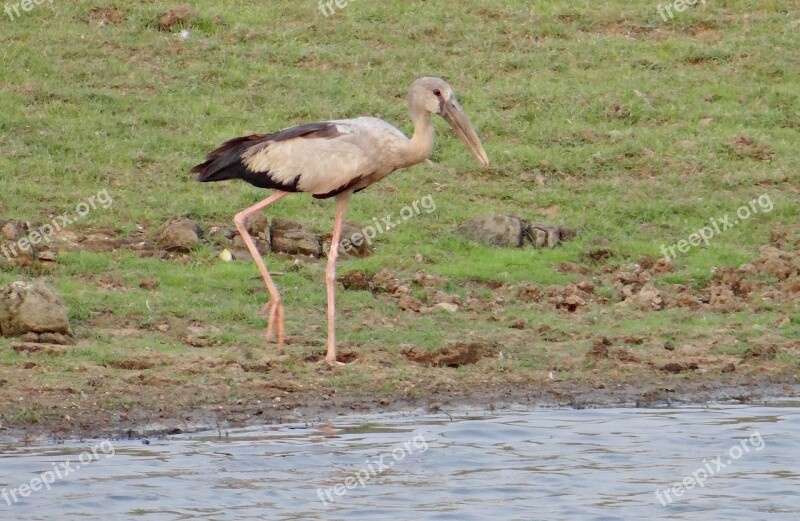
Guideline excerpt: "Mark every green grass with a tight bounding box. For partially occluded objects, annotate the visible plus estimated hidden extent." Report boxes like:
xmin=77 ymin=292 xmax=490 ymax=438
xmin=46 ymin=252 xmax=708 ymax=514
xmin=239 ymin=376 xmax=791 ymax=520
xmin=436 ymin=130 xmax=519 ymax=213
xmin=0 ymin=1 xmax=798 ymax=429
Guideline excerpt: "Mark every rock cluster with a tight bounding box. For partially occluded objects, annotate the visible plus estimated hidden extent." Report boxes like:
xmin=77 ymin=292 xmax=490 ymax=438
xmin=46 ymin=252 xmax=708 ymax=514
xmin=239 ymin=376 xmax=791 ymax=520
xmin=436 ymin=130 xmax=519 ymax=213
xmin=457 ymin=214 xmax=575 ymax=248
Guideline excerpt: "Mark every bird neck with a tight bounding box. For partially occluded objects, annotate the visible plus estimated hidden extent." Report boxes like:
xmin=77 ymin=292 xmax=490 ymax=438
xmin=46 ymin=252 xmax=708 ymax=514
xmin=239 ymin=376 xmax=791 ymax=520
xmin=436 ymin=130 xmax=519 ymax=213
xmin=404 ymin=110 xmax=435 ymax=167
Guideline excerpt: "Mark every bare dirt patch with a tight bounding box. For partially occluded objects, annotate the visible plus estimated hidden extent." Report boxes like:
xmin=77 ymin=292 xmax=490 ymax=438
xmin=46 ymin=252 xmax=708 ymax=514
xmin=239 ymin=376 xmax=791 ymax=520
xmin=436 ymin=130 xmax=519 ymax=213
xmin=105 ymin=360 xmax=156 ymax=371
xmin=158 ymin=5 xmax=195 ymax=31
xmin=403 ymin=343 xmax=494 ymax=367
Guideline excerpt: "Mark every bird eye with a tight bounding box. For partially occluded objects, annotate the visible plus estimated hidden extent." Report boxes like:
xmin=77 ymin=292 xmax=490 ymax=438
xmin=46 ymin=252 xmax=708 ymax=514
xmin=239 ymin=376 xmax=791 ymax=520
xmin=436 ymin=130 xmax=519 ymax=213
xmin=432 ymin=89 xmax=441 ymax=96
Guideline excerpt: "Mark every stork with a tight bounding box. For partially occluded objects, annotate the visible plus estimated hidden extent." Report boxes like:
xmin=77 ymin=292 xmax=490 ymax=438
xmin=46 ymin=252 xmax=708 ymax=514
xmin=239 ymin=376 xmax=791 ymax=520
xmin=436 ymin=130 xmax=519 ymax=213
xmin=191 ymin=77 xmax=489 ymax=366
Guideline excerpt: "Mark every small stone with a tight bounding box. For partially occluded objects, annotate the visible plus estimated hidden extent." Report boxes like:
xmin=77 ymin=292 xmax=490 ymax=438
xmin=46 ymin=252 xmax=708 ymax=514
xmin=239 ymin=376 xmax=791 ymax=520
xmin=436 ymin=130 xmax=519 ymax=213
xmin=219 ymin=248 xmax=233 ymax=262
xmin=20 ymin=332 xmax=39 ymax=342
xmin=525 ymin=223 xmax=575 ymax=248
xmin=37 ymin=251 xmax=57 ymax=262
xmin=183 ymin=324 xmax=221 ymax=347
xmin=39 ymin=332 xmax=74 ymax=345
xmin=270 ymin=218 xmax=321 ymax=257
xmin=245 ymin=213 xmax=269 ymax=240
xmin=435 ymin=302 xmax=458 ymax=313
xmin=208 ymin=226 xmax=236 ymax=241
xmin=157 ymin=219 xmax=201 ymax=253
xmin=0 ymin=220 xmax=27 ymax=241
xmin=336 ymin=221 xmax=373 ymax=258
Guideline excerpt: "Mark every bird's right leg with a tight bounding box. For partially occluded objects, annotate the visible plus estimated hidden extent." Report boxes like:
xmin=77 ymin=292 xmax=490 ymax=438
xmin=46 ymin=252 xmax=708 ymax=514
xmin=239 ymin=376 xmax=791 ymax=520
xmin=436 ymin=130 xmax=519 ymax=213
xmin=233 ymin=190 xmax=291 ymax=347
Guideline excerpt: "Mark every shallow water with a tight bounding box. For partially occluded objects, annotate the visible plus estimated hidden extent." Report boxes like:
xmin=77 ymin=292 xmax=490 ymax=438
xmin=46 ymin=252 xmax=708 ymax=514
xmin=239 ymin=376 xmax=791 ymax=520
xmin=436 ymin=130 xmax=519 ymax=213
xmin=2 ymin=404 xmax=799 ymax=520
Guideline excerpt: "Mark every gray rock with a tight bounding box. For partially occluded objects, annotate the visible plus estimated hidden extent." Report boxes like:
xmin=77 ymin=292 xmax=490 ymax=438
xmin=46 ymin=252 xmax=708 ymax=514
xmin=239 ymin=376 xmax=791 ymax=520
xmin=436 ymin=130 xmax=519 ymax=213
xmin=39 ymin=332 xmax=74 ymax=345
xmin=270 ymin=218 xmax=321 ymax=257
xmin=434 ymin=302 xmax=459 ymax=313
xmin=525 ymin=223 xmax=576 ymax=248
xmin=245 ymin=213 xmax=269 ymax=241
xmin=329 ymin=221 xmax=373 ymax=258
xmin=20 ymin=332 xmax=40 ymax=342
xmin=157 ymin=219 xmax=201 ymax=252
xmin=208 ymin=225 xmax=237 ymax=242
xmin=271 ymin=217 xmax=302 ymax=232
xmin=183 ymin=324 xmax=221 ymax=347
xmin=0 ymin=281 xmax=72 ymax=338
xmin=0 ymin=219 xmax=31 ymax=241
xmin=458 ymin=214 xmax=575 ymax=249
xmin=232 ymin=234 xmax=268 ymax=255
xmin=458 ymin=214 xmax=525 ymax=247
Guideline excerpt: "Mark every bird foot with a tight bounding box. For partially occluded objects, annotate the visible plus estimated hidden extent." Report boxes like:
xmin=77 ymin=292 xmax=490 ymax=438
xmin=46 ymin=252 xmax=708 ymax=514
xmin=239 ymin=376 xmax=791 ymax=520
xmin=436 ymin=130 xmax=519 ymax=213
xmin=325 ymin=357 xmax=346 ymax=367
xmin=261 ymin=300 xmax=285 ymax=346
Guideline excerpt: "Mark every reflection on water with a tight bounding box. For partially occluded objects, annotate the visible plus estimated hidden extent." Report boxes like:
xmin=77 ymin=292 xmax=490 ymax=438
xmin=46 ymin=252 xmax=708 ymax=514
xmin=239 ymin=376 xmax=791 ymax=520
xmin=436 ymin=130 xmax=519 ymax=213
xmin=2 ymin=404 xmax=799 ymax=520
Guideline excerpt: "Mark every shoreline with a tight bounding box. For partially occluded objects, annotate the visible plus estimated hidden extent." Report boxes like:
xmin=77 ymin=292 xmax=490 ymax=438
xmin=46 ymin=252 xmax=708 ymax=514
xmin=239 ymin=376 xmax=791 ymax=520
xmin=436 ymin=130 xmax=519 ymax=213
xmin=2 ymin=376 xmax=797 ymax=444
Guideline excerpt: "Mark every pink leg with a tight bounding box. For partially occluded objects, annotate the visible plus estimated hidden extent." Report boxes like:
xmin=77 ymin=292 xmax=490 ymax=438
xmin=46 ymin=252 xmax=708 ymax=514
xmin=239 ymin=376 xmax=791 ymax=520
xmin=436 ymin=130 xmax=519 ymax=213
xmin=233 ymin=191 xmax=291 ymax=347
xmin=325 ymin=191 xmax=352 ymax=366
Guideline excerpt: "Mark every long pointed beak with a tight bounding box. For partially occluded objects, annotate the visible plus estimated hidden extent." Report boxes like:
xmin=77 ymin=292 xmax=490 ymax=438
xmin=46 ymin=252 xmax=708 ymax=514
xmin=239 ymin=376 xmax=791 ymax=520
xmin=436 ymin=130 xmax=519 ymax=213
xmin=439 ymin=99 xmax=490 ymax=166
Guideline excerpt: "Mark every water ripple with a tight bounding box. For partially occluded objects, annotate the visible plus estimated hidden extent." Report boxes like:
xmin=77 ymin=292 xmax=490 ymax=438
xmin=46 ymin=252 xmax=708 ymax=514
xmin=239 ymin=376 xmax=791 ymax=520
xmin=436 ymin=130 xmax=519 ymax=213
xmin=1 ymin=405 xmax=799 ymax=520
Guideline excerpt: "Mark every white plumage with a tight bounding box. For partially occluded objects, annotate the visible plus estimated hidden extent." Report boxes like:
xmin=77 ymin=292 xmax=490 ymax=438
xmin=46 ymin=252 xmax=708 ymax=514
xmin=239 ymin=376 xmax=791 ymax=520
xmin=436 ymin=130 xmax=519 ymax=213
xmin=240 ymin=117 xmax=412 ymax=197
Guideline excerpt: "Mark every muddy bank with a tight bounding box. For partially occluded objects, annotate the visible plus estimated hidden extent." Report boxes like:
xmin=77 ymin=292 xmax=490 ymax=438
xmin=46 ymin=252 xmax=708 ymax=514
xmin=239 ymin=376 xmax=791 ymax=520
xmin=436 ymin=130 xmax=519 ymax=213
xmin=2 ymin=375 xmax=798 ymax=443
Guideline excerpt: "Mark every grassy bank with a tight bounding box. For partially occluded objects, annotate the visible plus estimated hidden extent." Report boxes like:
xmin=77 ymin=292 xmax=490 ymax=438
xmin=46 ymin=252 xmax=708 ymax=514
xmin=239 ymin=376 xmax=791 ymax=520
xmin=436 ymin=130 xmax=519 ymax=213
xmin=0 ymin=1 xmax=798 ymax=436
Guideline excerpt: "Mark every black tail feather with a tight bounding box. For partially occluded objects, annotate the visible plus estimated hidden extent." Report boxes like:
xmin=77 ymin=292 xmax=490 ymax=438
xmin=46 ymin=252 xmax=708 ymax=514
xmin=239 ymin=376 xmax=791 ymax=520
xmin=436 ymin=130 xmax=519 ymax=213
xmin=191 ymin=134 xmax=301 ymax=191
xmin=191 ymin=134 xmax=266 ymax=183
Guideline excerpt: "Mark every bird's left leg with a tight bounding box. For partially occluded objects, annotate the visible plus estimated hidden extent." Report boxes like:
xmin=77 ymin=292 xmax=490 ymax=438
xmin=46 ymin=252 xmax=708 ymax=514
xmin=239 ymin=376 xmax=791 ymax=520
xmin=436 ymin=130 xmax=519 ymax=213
xmin=233 ymin=190 xmax=291 ymax=347
xmin=324 ymin=190 xmax=352 ymax=367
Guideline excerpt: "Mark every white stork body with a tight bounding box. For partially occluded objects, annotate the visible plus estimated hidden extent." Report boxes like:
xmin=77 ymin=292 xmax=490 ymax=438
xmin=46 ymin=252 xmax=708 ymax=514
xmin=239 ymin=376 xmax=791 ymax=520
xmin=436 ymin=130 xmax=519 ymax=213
xmin=243 ymin=117 xmax=428 ymax=197
xmin=192 ymin=77 xmax=489 ymax=366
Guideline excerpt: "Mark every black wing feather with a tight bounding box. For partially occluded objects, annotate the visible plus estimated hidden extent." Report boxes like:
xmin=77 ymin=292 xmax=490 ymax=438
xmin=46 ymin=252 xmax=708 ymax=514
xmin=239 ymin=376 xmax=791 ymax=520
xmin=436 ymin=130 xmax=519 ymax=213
xmin=191 ymin=122 xmax=340 ymax=192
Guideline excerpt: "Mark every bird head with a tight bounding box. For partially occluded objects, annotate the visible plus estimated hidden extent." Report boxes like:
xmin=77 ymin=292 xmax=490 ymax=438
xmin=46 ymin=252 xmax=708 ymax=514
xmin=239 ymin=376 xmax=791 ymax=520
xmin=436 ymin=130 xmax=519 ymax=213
xmin=409 ymin=77 xmax=490 ymax=166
